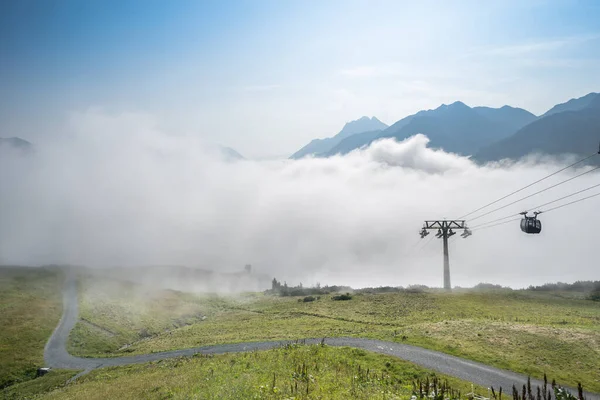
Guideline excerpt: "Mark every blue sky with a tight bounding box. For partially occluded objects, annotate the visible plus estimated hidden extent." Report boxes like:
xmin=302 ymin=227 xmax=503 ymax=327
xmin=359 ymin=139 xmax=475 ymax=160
xmin=1 ymin=0 xmax=599 ymax=157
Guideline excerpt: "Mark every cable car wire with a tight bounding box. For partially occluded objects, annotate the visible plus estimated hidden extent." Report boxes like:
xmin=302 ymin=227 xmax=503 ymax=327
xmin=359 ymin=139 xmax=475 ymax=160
xmin=469 ymin=181 xmax=600 ymax=229
xmin=540 ymin=191 xmax=600 ymax=214
xmin=467 ymin=164 xmax=600 ymax=223
xmin=472 ymin=218 xmax=522 ymax=232
xmin=402 ymin=237 xmax=424 ymax=257
xmin=418 ymin=234 xmax=436 ymax=250
xmin=472 ymin=191 xmax=600 ymax=233
xmin=458 ymin=152 xmax=599 ymax=219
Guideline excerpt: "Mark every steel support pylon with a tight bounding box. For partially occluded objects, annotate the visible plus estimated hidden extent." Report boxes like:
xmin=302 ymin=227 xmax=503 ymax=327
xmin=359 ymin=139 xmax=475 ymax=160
xmin=419 ymin=220 xmax=471 ymax=291
xmin=442 ymin=230 xmax=451 ymax=290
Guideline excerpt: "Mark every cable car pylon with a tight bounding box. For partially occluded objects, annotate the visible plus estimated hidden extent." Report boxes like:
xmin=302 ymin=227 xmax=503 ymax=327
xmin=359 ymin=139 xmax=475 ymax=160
xmin=419 ymin=220 xmax=471 ymax=291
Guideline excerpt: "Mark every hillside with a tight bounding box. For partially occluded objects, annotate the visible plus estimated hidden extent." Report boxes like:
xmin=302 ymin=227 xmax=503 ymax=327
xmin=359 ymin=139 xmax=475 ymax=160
xmin=541 ymin=92 xmax=598 ymax=118
xmin=323 ymin=130 xmax=382 ymax=156
xmin=0 ymin=137 xmax=33 ymax=154
xmin=474 ymin=96 xmax=600 ymax=163
xmin=376 ymin=101 xmax=526 ymax=156
xmin=472 ymin=105 xmax=537 ymax=132
xmin=290 ymin=116 xmax=388 ymax=159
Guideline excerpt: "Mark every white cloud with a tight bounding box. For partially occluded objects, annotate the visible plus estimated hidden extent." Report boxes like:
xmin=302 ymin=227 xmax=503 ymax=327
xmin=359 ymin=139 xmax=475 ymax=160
xmin=1 ymin=110 xmax=599 ymax=289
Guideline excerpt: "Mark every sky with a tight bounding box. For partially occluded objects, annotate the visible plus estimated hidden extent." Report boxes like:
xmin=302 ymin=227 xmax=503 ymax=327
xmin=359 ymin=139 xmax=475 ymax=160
xmin=1 ymin=0 xmax=600 ymax=158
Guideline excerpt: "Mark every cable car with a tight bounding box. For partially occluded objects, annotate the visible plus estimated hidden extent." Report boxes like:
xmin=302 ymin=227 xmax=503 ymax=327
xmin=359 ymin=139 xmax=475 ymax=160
xmin=520 ymin=211 xmax=542 ymax=234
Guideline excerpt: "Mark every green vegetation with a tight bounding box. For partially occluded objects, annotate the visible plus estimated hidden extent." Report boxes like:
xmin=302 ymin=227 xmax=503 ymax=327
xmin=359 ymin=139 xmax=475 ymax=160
xmin=68 ymin=275 xmax=220 ymax=357
xmin=71 ymin=280 xmax=600 ymax=392
xmin=45 ymin=344 xmax=485 ymax=400
xmin=331 ymin=293 xmax=352 ymax=301
xmin=1 ymin=369 xmax=78 ymax=399
xmin=0 ymin=266 xmax=63 ymax=389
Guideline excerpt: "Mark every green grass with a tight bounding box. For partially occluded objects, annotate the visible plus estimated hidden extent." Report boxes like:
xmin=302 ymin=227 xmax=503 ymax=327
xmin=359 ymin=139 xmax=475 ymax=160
xmin=0 ymin=266 xmax=64 ymax=389
xmin=43 ymin=344 xmax=486 ymax=400
xmin=68 ymin=275 xmax=224 ymax=357
xmin=71 ymin=282 xmax=600 ymax=393
xmin=1 ymin=369 xmax=79 ymax=400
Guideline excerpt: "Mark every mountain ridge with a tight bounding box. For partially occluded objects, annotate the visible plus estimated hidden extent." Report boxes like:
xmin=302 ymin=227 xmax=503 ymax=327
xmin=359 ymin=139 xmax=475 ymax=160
xmin=289 ymin=116 xmax=388 ymax=159
xmin=474 ymin=94 xmax=600 ymax=163
xmin=320 ymin=102 xmax=535 ymax=158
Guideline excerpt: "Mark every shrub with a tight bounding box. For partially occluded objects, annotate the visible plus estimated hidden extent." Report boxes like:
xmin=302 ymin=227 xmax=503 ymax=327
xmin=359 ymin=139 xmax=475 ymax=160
xmin=588 ymin=288 xmax=600 ymax=301
xmin=331 ymin=293 xmax=352 ymax=301
xmin=302 ymin=296 xmax=316 ymax=303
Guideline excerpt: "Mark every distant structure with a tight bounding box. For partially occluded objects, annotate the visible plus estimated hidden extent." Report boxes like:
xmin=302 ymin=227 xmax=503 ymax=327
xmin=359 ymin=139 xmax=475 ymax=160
xmin=244 ymin=264 xmax=252 ymax=274
xmin=420 ymin=220 xmax=471 ymax=291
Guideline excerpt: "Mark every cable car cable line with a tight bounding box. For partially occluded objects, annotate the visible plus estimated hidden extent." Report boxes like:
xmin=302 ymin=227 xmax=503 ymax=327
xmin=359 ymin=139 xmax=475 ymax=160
xmin=469 ymin=181 xmax=600 ymax=229
xmin=457 ymin=151 xmax=599 ymax=220
xmin=472 ymin=191 xmax=600 ymax=233
xmin=466 ymin=164 xmax=600 ymax=223
xmin=539 ymin=191 xmax=600 ymax=214
xmin=472 ymin=217 xmax=522 ymax=232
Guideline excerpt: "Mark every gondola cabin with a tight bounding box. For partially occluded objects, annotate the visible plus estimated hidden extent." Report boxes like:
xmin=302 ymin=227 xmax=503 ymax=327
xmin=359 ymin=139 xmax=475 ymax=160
xmin=520 ymin=212 xmax=542 ymax=234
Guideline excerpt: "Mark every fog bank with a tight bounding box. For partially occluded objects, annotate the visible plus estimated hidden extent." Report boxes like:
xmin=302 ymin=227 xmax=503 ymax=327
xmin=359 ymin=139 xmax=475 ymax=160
xmin=1 ymin=110 xmax=598 ymax=289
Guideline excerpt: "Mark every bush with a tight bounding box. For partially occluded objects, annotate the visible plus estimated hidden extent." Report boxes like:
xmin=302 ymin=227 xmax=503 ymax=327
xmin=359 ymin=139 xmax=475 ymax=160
xmin=302 ymin=296 xmax=316 ymax=302
xmin=588 ymin=289 xmax=600 ymax=301
xmin=331 ymin=293 xmax=352 ymax=301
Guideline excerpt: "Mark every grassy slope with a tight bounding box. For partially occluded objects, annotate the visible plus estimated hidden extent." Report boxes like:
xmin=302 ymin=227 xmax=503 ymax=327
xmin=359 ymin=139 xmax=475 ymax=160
xmin=68 ymin=275 xmax=224 ymax=357
xmin=72 ymin=284 xmax=600 ymax=392
xmin=2 ymin=370 xmax=78 ymax=400
xmin=0 ymin=266 xmax=64 ymax=389
xmin=44 ymin=344 xmax=485 ymax=400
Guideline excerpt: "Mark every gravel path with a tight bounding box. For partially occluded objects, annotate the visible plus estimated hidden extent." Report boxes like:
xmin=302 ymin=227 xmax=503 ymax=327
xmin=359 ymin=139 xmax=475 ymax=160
xmin=45 ymin=272 xmax=598 ymax=398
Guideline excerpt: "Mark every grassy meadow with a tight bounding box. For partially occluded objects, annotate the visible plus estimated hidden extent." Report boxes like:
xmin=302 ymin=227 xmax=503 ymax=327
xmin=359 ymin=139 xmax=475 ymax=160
xmin=0 ymin=266 xmax=65 ymax=390
xmin=69 ymin=275 xmax=600 ymax=393
xmin=67 ymin=274 xmax=217 ymax=357
xmin=45 ymin=343 xmax=485 ymax=400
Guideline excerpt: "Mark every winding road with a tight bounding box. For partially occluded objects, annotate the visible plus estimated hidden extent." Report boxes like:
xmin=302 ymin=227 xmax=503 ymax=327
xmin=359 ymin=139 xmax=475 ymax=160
xmin=45 ymin=272 xmax=599 ymax=398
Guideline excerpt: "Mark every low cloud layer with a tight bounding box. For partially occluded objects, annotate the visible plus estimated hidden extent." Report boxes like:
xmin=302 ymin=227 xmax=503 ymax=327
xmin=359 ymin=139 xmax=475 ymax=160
xmin=1 ymin=110 xmax=598 ymax=289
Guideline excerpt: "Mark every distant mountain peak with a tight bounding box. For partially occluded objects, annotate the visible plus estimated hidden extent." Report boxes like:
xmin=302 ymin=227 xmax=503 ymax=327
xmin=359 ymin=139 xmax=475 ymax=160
xmin=337 ymin=116 xmax=388 ymax=139
xmin=218 ymin=145 xmax=244 ymax=161
xmin=289 ymin=116 xmax=388 ymax=159
xmin=435 ymin=101 xmax=470 ymax=111
xmin=0 ymin=137 xmax=33 ymax=154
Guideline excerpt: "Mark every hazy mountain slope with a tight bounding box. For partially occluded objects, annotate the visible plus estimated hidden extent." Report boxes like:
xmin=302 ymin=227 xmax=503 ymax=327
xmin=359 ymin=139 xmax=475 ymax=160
xmin=374 ymin=102 xmax=517 ymax=156
xmin=0 ymin=137 xmax=33 ymax=149
xmin=219 ymin=146 xmax=244 ymax=160
xmin=473 ymin=106 xmax=537 ymax=132
xmin=474 ymin=98 xmax=600 ymax=163
xmin=290 ymin=117 xmax=388 ymax=159
xmin=0 ymin=137 xmax=33 ymax=154
xmin=322 ymin=103 xmax=535 ymax=157
xmin=541 ymin=92 xmax=598 ymax=118
xmin=323 ymin=130 xmax=383 ymax=156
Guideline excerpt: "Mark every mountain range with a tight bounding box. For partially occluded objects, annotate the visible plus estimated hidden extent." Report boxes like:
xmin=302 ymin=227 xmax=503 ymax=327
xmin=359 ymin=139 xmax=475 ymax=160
xmin=474 ymin=94 xmax=600 ymax=162
xmin=2 ymin=92 xmax=599 ymax=164
xmin=292 ymin=92 xmax=600 ymax=163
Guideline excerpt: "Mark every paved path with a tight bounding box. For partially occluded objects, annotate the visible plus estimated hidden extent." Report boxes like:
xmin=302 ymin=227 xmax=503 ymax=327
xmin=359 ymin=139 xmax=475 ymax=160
xmin=45 ymin=272 xmax=598 ymax=398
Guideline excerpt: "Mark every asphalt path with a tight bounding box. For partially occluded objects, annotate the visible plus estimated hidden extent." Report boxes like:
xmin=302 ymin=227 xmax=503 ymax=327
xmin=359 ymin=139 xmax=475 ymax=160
xmin=44 ymin=272 xmax=598 ymax=399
